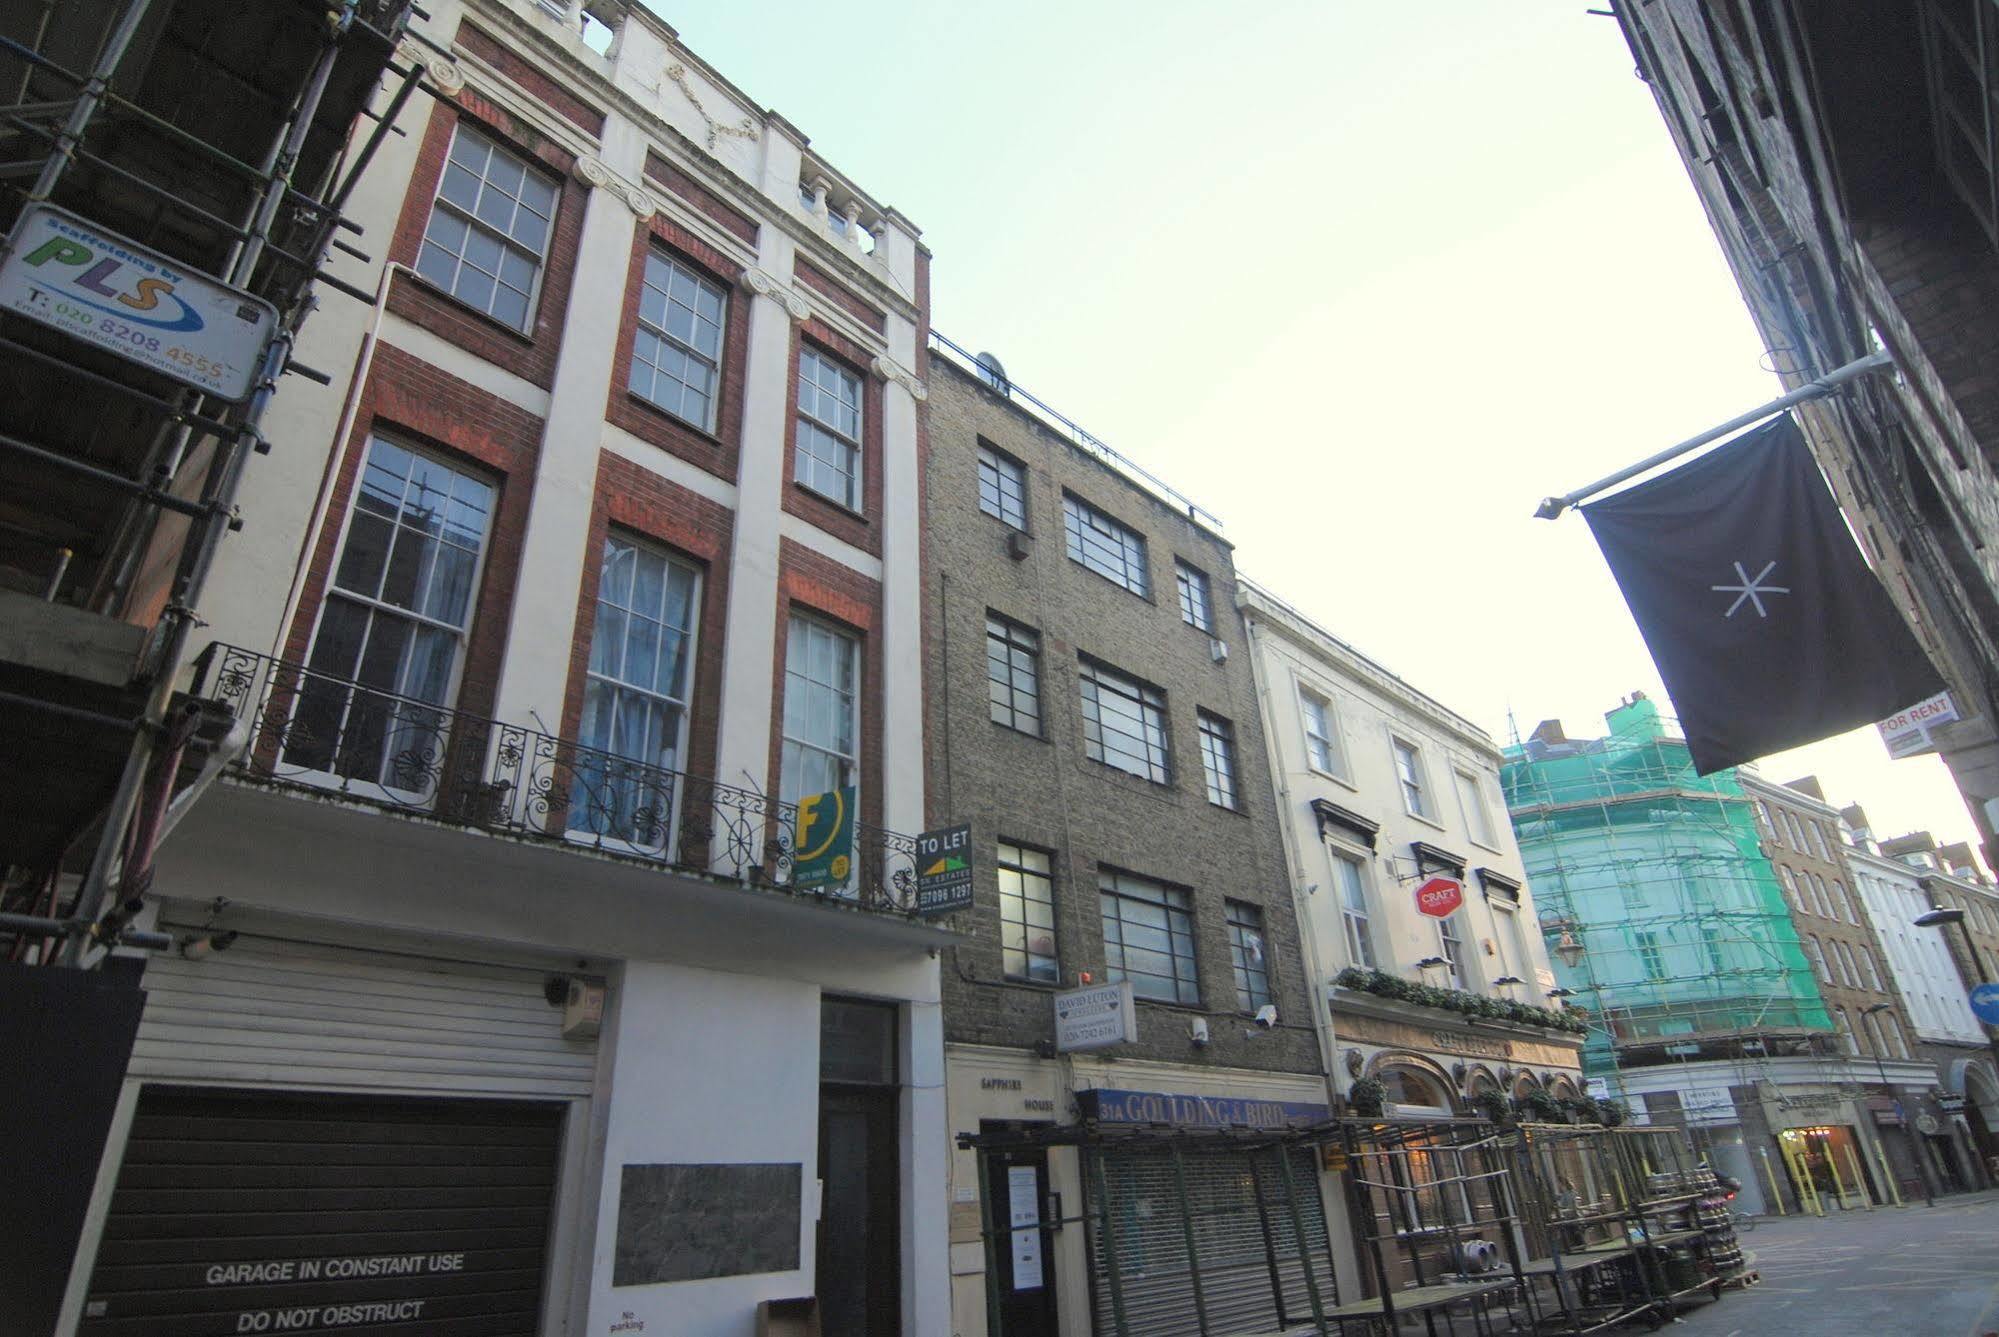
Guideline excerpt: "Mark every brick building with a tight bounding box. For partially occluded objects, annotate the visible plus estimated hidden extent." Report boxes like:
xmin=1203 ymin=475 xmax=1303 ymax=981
xmin=57 ymin=2 xmax=949 ymax=1333
xmin=923 ymin=339 xmax=1327 ymax=1337
xmin=1609 ymin=3 xmax=1999 ymax=871
xmin=1739 ymin=773 xmax=1934 ymax=1209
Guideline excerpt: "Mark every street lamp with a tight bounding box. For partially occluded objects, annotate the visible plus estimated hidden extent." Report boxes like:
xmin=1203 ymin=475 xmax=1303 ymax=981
xmin=1552 ymin=931 xmax=1586 ymax=969
xmin=1862 ymin=1001 xmax=1934 ymax=1208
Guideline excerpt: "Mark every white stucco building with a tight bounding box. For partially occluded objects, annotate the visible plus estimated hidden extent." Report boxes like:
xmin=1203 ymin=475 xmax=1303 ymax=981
xmin=1237 ymin=580 xmax=1583 ymax=1117
xmin=59 ymin=3 xmax=949 ymax=1334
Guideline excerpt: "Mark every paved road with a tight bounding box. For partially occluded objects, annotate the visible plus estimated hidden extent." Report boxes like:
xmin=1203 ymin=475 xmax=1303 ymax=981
xmin=1659 ymin=1191 xmax=1999 ymax=1336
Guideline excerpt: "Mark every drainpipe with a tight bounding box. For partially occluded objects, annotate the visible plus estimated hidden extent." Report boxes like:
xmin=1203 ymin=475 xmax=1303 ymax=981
xmin=1241 ymin=614 xmax=1342 ymax=1099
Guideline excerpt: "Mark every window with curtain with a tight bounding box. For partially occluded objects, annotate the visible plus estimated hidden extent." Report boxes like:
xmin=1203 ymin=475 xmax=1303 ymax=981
xmin=998 ymin=842 xmax=1058 ymax=982
xmin=571 ymin=536 xmax=700 ymax=848
xmin=1226 ymin=900 xmax=1271 ymax=1012
xmin=780 ymin=614 xmax=858 ymax=805
xmin=288 ymin=439 xmax=494 ymax=793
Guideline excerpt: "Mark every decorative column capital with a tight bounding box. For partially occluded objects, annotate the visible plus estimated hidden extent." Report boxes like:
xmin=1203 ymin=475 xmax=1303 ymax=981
xmin=871 ymin=353 xmax=927 ymax=402
xmin=740 ymin=267 xmax=810 ymax=320
xmin=572 ymin=156 xmax=657 ymax=220
xmin=402 ymin=42 xmax=465 ymax=94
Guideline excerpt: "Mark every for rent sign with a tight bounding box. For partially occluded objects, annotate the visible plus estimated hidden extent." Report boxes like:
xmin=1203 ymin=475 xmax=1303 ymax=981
xmin=0 ymin=205 xmax=277 ymax=400
xmin=1877 ymin=691 xmax=1960 ymax=759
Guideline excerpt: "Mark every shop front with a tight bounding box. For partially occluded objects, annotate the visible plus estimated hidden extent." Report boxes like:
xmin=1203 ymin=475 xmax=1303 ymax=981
xmin=1326 ymin=988 xmax=1587 ymax=1122
xmin=944 ymin=1048 xmax=1333 ymax=1337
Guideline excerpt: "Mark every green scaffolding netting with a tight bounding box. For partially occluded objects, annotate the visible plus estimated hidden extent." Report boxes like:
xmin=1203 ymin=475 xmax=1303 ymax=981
xmin=1501 ymin=701 xmax=1830 ymax=1070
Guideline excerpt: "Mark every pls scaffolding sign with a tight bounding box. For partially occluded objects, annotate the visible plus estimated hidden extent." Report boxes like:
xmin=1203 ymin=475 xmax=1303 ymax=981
xmin=0 ymin=204 xmax=277 ymax=401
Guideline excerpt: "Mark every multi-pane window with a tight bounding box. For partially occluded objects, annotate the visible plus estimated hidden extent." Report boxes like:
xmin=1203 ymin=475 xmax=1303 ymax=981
xmin=977 ymin=444 xmax=1027 ymax=530
xmin=1226 ymin=900 xmax=1272 ymax=1013
xmin=1834 ymin=1008 xmax=1858 ymax=1054
xmin=1062 ymin=494 xmax=1149 ymax=596
xmin=795 ymin=347 xmax=863 ymax=509
xmin=1175 ymin=561 xmax=1213 ymax=632
xmin=290 ymin=439 xmax=494 ymax=787
xmin=1438 ymin=914 xmax=1467 ymax=988
xmin=1702 ymin=924 xmax=1728 ymax=977
xmin=1859 ymin=945 xmax=1884 ymax=991
xmin=573 ymin=536 xmax=700 ymax=844
xmin=1392 ymin=738 xmax=1432 ymax=818
xmin=416 ymin=126 xmax=557 ymax=331
xmin=1100 ymin=869 xmax=1199 ymax=1005
xmin=1779 ymin=866 xmax=1802 ymax=912
xmin=1455 ymin=768 xmax=1496 ymax=846
xmin=1300 ymin=690 xmax=1346 ymax=776
xmin=1080 ymin=659 xmax=1169 ymax=783
xmin=1803 ymin=934 xmax=1828 ymax=981
xmin=1635 ymin=930 xmax=1666 ymax=980
xmin=1834 ymin=880 xmax=1858 ymax=924
xmin=1333 ymin=852 xmax=1375 ymax=969
xmin=779 ymin=615 xmax=858 ymax=805
xmin=1808 ymin=821 xmax=1831 ymax=861
xmin=985 ymin=614 xmax=1041 ymax=736
xmin=1198 ymin=710 xmax=1239 ymax=809
xmin=998 ymin=842 xmax=1058 ymax=983
xmin=632 ymin=252 xmax=725 ymax=430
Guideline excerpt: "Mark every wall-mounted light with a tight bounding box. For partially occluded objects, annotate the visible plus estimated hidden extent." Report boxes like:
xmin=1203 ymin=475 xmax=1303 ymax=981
xmin=177 ymin=930 xmax=237 ymax=960
xmin=1546 ymin=986 xmax=1576 ymax=1000
xmin=1492 ymin=975 xmax=1525 ymax=988
xmin=1552 ymin=931 xmax=1585 ymax=969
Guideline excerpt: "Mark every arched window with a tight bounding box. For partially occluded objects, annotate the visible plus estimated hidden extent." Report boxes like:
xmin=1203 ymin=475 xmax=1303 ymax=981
xmin=1378 ymin=1065 xmax=1454 ymax=1114
xmin=1779 ymin=866 xmax=1801 ymax=912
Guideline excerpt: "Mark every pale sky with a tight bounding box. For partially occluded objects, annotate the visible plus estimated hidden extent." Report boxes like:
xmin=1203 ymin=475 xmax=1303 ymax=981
xmin=664 ymin=1 xmax=1982 ymax=855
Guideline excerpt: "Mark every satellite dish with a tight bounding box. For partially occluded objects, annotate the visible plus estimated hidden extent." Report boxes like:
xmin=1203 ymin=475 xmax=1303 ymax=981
xmin=974 ymin=351 xmax=1010 ymax=396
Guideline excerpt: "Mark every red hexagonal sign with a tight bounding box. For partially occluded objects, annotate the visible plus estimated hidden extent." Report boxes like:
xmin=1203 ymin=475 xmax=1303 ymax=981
xmin=1414 ymin=875 xmax=1464 ymax=919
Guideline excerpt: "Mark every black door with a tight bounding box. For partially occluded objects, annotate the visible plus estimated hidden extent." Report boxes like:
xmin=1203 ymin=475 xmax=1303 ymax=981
xmin=982 ymin=1130 xmax=1058 ymax=1337
xmin=817 ymin=1085 xmax=900 ymax=1336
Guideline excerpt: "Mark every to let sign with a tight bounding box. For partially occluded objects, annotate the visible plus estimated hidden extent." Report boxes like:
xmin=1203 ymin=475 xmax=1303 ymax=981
xmin=914 ymin=822 xmax=973 ymax=916
xmin=1414 ymin=875 xmax=1463 ymax=919
xmin=1054 ymin=981 xmax=1135 ymax=1052
xmin=0 ymin=204 xmax=278 ymax=401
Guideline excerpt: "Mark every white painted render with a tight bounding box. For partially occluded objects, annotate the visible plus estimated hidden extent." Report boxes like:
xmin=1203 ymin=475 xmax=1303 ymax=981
xmin=1849 ymin=846 xmax=1987 ymax=1044
xmin=1239 ymin=585 xmax=1560 ymax=1026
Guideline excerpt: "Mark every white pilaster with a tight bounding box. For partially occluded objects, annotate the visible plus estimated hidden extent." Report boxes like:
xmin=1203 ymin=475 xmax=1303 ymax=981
xmin=710 ymin=235 xmax=801 ymax=806
xmin=903 ymin=999 xmax=952 ymax=1337
xmin=488 ymin=162 xmax=642 ymax=731
xmin=877 ymin=367 xmax=926 ymax=836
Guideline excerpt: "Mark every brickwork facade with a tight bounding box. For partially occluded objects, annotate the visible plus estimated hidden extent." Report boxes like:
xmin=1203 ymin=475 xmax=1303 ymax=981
xmin=923 ymin=359 xmax=1319 ymax=1078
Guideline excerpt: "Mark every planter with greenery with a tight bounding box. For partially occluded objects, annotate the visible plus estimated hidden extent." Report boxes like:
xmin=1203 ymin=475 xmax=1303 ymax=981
xmin=1331 ymin=966 xmax=1589 ymax=1035
xmin=1346 ymin=1075 xmax=1387 ymax=1117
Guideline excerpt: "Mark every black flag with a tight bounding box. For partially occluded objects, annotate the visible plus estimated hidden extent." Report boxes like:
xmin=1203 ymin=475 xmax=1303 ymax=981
xmin=1582 ymin=414 xmax=1942 ymax=774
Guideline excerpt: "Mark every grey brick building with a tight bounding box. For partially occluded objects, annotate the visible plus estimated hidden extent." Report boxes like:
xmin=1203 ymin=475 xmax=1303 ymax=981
xmin=923 ymin=338 xmax=1326 ymax=1337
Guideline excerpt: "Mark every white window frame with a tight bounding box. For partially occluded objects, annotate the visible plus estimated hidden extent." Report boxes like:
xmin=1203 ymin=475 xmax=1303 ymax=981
xmin=1298 ymin=686 xmax=1348 ymax=780
xmin=1331 ymin=848 xmax=1376 ymax=970
xmin=1454 ymin=767 xmax=1498 ymax=849
xmin=571 ymin=535 xmax=702 ymax=853
xmin=1062 ymin=493 xmax=1149 ymax=596
xmin=779 ymin=613 xmax=860 ymax=807
xmin=1635 ymin=929 xmax=1666 ymax=981
xmin=289 ymin=437 xmax=495 ymax=802
xmin=1438 ymin=913 xmax=1468 ymax=989
xmin=794 ymin=346 xmax=864 ymax=510
xmin=1391 ymin=735 xmax=1435 ymax=821
xmin=631 ymin=250 xmax=726 ymax=432
xmin=415 ymin=124 xmax=558 ymax=333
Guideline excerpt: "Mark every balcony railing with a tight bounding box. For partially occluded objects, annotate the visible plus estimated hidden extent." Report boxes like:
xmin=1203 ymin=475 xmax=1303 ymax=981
xmin=193 ymin=644 xmax=919 ymax=915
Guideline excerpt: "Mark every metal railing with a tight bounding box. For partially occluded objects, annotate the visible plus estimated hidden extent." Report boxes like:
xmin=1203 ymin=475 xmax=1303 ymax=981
xmin=194 ymin=644 xmax=919 ymax=915
xmin=927 ymin=329 xmax=1225 ymax=535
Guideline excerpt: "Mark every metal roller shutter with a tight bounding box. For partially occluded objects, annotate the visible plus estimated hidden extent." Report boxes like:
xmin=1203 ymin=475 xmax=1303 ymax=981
xmin=1086 ymin=1145 xmax=1339 ymax=1337
xmin=131 ymin=929 xmax=597 ymax=1097
xmin=78 ymin=1086 xmax=563 ymax=1336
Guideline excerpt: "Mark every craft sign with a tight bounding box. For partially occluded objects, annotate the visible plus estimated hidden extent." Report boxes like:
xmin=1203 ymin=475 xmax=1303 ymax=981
xmin=0 ymin=204 xmax=277 ymax=400
xmin=1414 ymin=875 xmax=1464 ymax=919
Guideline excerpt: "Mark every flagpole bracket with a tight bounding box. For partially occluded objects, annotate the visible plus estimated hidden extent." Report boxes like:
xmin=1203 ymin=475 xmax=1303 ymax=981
xmin=1534 ymin=349 xmax=1894 ymax=520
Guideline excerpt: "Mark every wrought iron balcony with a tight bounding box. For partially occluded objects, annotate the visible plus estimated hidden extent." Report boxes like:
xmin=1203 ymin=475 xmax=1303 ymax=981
xmin=192 ymin=644 xmax=919 ymax=915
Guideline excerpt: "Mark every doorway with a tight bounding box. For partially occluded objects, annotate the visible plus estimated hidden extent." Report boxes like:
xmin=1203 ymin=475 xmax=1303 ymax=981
xmin=818 ymin=998 xmax=901 ymax=1336
xmin=981 ymin=1124 xmax=1058 ymax=1337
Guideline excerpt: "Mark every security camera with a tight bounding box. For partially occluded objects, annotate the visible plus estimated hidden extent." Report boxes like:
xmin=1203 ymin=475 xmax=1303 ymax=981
xmin=1254 ymin=1004 xmax=1279 ymax=1029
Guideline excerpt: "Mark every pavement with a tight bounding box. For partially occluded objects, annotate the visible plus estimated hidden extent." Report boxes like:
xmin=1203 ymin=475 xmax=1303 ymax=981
xmin=1656 ymin=1189 xmax=1999 ymax=1336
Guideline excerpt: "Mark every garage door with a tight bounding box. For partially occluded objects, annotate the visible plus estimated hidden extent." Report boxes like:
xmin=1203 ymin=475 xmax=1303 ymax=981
xmin=78 ymin=1086 xmax=563 ymax=1336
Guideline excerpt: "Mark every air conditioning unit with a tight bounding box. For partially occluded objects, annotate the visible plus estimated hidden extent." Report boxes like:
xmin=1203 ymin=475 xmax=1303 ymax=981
xmin=1209 ymin=638 xmax=1228 ymax=663
xmin=1006 ymin=530 xmax=1031 ymax=562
